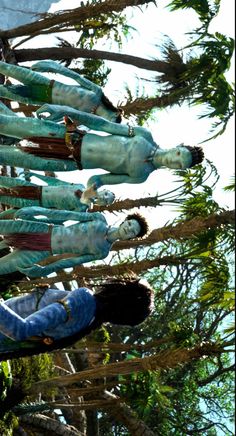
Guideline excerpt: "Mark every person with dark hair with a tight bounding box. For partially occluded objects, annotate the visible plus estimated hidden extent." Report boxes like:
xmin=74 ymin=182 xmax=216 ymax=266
xmin=0 ymin=279 xmax=154 ymax=359
xmin=0 ymin=173 xmax=115 ymax=212
xmin=125 ymin=213 xmax=149 ymax=239
xmin=0 ymin=103 xmax=204 ymax=192
xmin=0 ymin=206 xmax=148 ymax=277
xmin=0 ymin=60 xmax=123 ymax=123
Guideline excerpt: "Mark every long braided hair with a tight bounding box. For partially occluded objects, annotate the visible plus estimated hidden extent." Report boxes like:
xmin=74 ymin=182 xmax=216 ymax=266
xmin=0 ymin=277 xmax=153 ymax=361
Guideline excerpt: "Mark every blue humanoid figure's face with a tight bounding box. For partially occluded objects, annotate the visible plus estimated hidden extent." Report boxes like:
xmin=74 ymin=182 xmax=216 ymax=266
xmin=96 ymin=189 xmax=115 ymax=206
xmin=163 ymin=146 xmax=192 ymax=169
xmin=118 ymin=219 xmax=141 ymax=240
xmin=155 ymin=146 xmax=193 ymax=170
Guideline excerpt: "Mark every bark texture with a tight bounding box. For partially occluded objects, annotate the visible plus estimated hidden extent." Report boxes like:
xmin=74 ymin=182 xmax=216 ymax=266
xmin=0 ymin=0 xmax=158 ymax=39
xmin=29 ymin=342 xmax=223 ymax=392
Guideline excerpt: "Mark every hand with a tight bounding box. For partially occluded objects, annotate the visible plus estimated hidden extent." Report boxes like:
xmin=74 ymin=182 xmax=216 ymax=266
xmin=18 ymin=265 xmax=44 ymax=278
xmin=14 ymin=209 xmax=28 ymax=220
xmin=36 ymin=104 xmax=64 ymax=122
xmin=80 ymin=184 xmax=97 ymax=205
xmin=31 ymin=61 xmax=58 ymax=73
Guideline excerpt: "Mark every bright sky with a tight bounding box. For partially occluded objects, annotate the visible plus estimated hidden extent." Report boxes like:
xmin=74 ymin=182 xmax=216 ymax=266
xmin=11 ymin=0 xmax=235 ymax=228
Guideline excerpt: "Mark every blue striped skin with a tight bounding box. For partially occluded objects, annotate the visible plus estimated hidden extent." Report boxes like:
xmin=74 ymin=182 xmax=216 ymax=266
xmin=0 ymin=60 xmax=119 ymax=123
xmin=0 ymin=103 xmax=193 ymax=188
xmin=0 ymin=208 xmax=111 ymax=277
xmin=0 ymin=145 xmax=78 ymax=172
xmin=0 ymin=109 xmax=156 ymax=184
xmin=0 ymin=175 xmax=87 ymax=211
xmin=0 ymin=287 xmax=96 ymax=342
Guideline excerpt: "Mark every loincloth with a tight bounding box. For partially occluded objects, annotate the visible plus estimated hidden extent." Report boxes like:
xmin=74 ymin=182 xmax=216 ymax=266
xmin=22 ymin=129 xmax=85 ymax=170
xmin=0 ymin=185 xmax=42 ymax=200
xmin=5 ymin=228 xmax=52 ymax=251
xmin=7 ymin=81 xmax=54 ymax=103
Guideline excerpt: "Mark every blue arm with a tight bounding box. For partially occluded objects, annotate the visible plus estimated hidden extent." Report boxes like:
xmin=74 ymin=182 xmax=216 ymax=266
xmin=31 ymin=60 xmax=101 ymax=94
xmin=0 ymin=300 xmax=67 ymax=341
xmin=36 ymin=105 xmax=153 ymax=139
xmin=14 ymin=207 xmax=104 ymax=223
xmin=0 ymin=175 xmax=35 ymax=187
xmin=87 ymin=173 xmax=148 ymax=188
xmin=19 ymin=254 xmax=101 ymax=278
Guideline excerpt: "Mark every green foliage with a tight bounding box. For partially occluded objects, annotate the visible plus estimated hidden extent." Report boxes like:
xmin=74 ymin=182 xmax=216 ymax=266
xmin=168 ymin=321 xmax=197 ymax=345
xmin=197 ymin=254 xmax=231 ymax=305
xmin=0 ymin=412 xmax=18 ymax=436
xmin=75 ymin=59 xmax=111 ymax=87
xmin=75 ymin=12 xmax=133 ymax=50
xmin=72 ymin=10 xmax=134 ymax=88
xmin=0 ymin=362 xmax=17 ymax=435
xmin=120 ymin=366 xmax=174 ymax=418
xmin=173 ymin=161 xmax=235 ymax=255
xmin=101 ymin=162 xmax=235 ymax=435
xmin=223 ymin=175 xmax=235 ymax=192
xmin=0 ymin=362 xmax=12 ymax=401
xmin=90 ymin=325 xmax=110 ymax=344
xmin=156 ymin=32 xmax=235 ymax=141
xmin=11 ymin=353 xmax=54 ymax=391
xmin=168 ymin=0 xmax=220 ymax=30
xmin=186 ymin=32 xmax=235 ymax=141
xmin=123 ymin=84 xmax=157 ymax=125
xmin=178 ymin=190 xmax=220 ymax=218
xmin=87 ymin=325 xmax=111 ymax=364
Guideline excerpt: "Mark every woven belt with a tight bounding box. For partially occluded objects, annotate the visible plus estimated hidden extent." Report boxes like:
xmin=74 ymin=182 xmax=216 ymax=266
xmin=65 ymin=131 xmax=84 ymax=170
xmin=57 ymin=299 xmax=71 ymax=322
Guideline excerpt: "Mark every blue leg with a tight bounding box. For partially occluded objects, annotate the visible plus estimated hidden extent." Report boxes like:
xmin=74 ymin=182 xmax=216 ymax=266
xmin=0 ymin=249 xmax=49 ymax=275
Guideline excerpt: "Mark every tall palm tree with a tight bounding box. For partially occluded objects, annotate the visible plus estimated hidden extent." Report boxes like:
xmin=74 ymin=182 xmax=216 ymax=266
xmin=0 ymin=0 xmax=220 ymax=40
xmin=27 ymin=342 xmax=225 ymax=390
xmin=12 ymin=32 xmax=234 ymax=138
xmin=0 ymin=0 xmax=155 ymax=40
xmin=121 ymin=33 xmax=235 ymax=138
xmin=168 ymin=0 xmax=220 ymax=32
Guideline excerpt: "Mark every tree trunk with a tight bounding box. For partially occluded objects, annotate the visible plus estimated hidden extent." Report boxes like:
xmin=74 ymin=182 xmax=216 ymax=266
xmin=41 ymin=395 xmax=156 ymax=436
xmin=53 ymin=351 xmax=87 ymax=433
xmin=93 ymin=195 xmax=162 ymax=212
xmin=15 ymin=254 xmax=187 ymax=289
xmin=14 ymin=46 xmax=178 ymax=74
xmin=66 ymin=336 xmax=174 ymax=354
xmin=121 ymin=94 xmax=182 ymax=115
xmin=102 ymin=391 xmax=157 ymax=436
xmin=26 ymin=255 xmax=188 ymax=284
xmin=0 ymin=0 xmax=157 ymax=40
xmin=19 ymin=413 xmax=82 ymax=435
xmin=113 ymin=209 xmax=235 ymax=251
xmin=28 ymin=342 xmax=223 ymax=393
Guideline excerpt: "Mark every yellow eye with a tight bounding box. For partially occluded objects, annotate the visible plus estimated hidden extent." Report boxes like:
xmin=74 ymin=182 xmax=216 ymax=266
xmin=176 ymin=151 xmax=181 ymax=156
